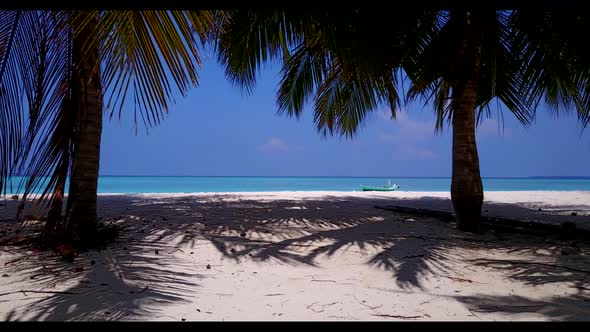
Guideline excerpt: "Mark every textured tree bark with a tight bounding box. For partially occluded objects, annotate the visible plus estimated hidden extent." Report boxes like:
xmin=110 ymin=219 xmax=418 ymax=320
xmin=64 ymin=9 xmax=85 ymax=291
xmin=450 ymin=9 xmax=486 ymax=233
xmin=65 ymin=12 xmax=102 ymax=243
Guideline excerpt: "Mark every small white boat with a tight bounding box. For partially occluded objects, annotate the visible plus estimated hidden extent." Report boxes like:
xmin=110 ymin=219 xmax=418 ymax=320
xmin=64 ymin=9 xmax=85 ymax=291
xmin=361 ymin=180 xmax=399 ymax=192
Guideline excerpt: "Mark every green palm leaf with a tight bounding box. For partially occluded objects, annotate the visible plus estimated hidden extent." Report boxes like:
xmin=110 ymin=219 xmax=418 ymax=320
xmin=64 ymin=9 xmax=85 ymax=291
xmin=0 ymin=10 xmax=217 ymax=238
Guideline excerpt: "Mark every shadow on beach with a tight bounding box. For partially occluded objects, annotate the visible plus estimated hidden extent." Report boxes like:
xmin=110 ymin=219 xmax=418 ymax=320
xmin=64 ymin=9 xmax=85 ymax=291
xmin=0 ymin=193 xmax=589 ymax=320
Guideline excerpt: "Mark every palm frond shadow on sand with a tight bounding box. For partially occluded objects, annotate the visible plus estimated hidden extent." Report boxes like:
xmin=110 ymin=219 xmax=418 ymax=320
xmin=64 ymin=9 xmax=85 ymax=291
xmin=1 ymin=219 xmax=203 ymax=321
xmin=134 ymin=194 xmax=590 ymax=319
xmin=1 ymin=194 xmax=589 ymax=320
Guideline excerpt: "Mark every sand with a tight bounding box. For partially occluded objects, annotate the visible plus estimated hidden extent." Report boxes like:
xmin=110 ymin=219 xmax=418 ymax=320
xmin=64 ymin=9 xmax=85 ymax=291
xmin=0 ymin=191 xmax=589 ymax=321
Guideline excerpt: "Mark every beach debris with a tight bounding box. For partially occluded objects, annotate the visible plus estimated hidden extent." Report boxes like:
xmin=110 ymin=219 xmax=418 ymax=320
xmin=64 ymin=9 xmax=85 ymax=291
xmin=56 ymin=244 xmax=78 ymax=262
xmin=10 ymin=195 xmax=18 ymax=200
xmin=100 ymin=282 xmax=108 ymax=286
xmin=538 ymin=208 xmax=543 ymax=212
xmin=306 ymin=301 xmax=339 ymax=313
xmin=371 ymin=313 xmax=423 ymax=319
xmin=196 ymin=309 xmax=201 ymax=312
xmin=404 ymin=218 xmax=416 ymax=222
xmin=305 ymin=302 xmax=325 ymax=313
xmin=190 ymin=252 xmax=194 ymax=255
xmin=230 ymin=248 xmax=236 ymax=253
xmin=90 ymin=259 xmax=96 ymax=265
xmin=240 ymin=232 xmax=246 ymax=237
xmin=311 ymin=279 xmax=336 ymax=283
xmin=1 ymin=274 xmax=8 ymax=277
xmin=181 ymin=318 xmax=186 ymax=322
xmin=104 ymin=311 xmax=111 ymax=315
xmin=353 ymin=295 xmax=382 ymax=310
xmin=206 ymin=264 xmax=211 ymax=269
xmin=571 ymin=212 xmax=578 ymax=216
xmin=155 ymin=249 xmax=159 ymax=255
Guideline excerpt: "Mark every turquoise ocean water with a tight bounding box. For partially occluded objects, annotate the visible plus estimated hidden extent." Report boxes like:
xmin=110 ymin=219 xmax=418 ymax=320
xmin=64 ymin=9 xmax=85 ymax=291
xmin=5 ymin=176 xmax=590 ymax=194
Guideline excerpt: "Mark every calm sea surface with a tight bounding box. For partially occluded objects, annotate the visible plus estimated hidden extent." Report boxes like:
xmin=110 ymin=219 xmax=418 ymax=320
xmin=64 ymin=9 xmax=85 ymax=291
xmin=5 ymin=176 xmax=590 ymax=194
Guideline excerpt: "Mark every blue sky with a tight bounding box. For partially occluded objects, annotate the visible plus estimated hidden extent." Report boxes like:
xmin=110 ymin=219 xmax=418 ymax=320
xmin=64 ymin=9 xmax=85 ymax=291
xmin=99 ymin=56 xmax=590 ymax=177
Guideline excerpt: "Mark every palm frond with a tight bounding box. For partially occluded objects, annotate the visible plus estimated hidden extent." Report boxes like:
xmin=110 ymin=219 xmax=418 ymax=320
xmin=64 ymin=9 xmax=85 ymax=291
xmin=0 ymin=11 xmax=76 ymax=231
xmin=96 ymin=10 xmax=215 ymax=129
xmin=509 ymin=9 xmax=590 ymax=127
xmin=215 ymin=10 xmax=301 ymax=95
xmin=0 ymin=10 xmax=25 ymax=195
xmin=276 ymin=38 xmax=328 ymax=118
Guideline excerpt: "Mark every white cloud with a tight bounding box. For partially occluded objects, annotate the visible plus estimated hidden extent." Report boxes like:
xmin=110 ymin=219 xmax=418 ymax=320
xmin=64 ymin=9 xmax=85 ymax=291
xmin=377 ymin=110 xmax=512 ymax=160
xmin=378 ymin=109 xmax=434 ymax=143
xmin=378 ymin=109 xmax=439 ymax=160
xmin=257 ymin=138 xmax=300 ymax=153
xmin=377 ymin=110 xmax=394 ymax=121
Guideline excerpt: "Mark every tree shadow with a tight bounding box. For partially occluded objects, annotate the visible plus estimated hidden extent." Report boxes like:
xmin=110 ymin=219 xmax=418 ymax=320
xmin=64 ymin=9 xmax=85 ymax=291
xmin=380 ymin=194 xmax=590 ymax=229
xmin=116 ymin=194 xmax=590 ymax=292
xmin=453 ymin=293 xmax=590 ymax=321
xmin=1 ymin=217 xmax=203 ymax=321
xmin=1 ymin=193 xmax=589 ymax=320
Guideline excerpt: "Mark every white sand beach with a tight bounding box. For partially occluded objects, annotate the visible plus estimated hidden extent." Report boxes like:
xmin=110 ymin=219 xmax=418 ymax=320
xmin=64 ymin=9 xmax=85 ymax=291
xmin=1 ymin=191 xmax=589 ymax=321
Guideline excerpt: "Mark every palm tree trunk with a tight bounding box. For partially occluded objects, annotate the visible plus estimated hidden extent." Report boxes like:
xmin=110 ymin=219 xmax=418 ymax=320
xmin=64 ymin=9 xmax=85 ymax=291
xmin=65 ymin=12 xmax=102 ymax=243
xmin=450 ymin=10 xmax=485 ymax=233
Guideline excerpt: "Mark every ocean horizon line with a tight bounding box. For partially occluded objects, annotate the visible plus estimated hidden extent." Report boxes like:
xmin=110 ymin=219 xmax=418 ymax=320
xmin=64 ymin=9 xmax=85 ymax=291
xmin=8 ymin=174 xmax=590 ymax=179
xmin=91 ymin=175 xmax=590 ymax=179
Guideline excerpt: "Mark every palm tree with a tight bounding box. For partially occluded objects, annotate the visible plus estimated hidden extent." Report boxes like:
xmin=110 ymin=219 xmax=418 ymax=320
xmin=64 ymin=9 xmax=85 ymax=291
xmin=405 ymin=9 xmax=590 ymax=231
xmin=0 ymin=10 xmax=216 ymax=244
xmin=215 ymin=9 xmax=590 ymax=232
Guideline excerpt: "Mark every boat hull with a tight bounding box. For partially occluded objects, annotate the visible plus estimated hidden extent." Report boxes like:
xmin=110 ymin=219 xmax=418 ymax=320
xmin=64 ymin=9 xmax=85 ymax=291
xmin=361 ymin=186 xmax=397 ymax=192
